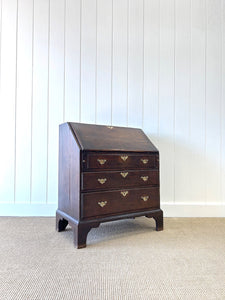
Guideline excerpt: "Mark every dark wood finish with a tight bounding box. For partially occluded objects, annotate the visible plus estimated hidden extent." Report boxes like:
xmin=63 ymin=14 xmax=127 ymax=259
xmin=82 ymin=170 xmax=159 ymax=191
xmin=56 ymin=122 xmax=163 ymax=248
xmin=84 ymin=153 xmax=158 ymax=170
xmin=58 ymin=123 xmax=80 ymax=220
xmin=72 ymin=222 xmax=100 ymax=249
xmin=57 ymin=218 xmax=68 ymax=232
xmin=146 ymin=210 xmax=163 ymax=231
xmin=82 ymin=187 xmax=159 ymax=219
xmin=69 ymin=122 xmax=158 ymax=152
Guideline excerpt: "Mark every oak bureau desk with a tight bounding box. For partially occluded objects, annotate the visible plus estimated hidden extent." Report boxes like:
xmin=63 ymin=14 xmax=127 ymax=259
xmin=56 ymin=122 xmax=163 ymax=248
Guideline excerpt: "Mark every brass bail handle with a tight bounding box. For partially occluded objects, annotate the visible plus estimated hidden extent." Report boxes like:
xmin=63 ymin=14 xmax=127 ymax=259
xmin=121 ymin=191 xmax=128 ymax=197
xmin=97 ymin=159 xmax=106 ymax=165
xmin=141 ymin=176 xmax=148 ymax=182
xmin=141 ymin=196 xmax=149 ymax=202
xmin=121 ymin=155 xmax=128 ymax=161
xmin=141 ymin=158 xmax=149 ymax=164
xmin=98 ymin=178 xmax=107 ymax=184
xmin=98 ymin=201 xmax=107 ymax=208
xmin=120 ymin=172 xmax=128 ymax=178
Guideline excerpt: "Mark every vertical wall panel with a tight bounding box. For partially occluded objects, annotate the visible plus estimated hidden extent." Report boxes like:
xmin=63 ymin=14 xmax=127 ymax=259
xmin=174 ymin=0 xmax=191 ymax=203
xmin=15 ymin=0 xmax=33 ymax=203
xmin=222 ymin=0 xmax=225 ymax=203
xmin=143 ymin=0 xmax=160 ymax=147
xmin=47 ymin=0 xmax=65 ymax=203
xmin=64 ymin=0 xmax=80 ymax=122
xmin=80 ymin=0 xmax=96 ymax=124
xmin=0 ymin=0 xmax=17 ymax=203
xmin=96 ymin=0 xmax=112 ymax=125
xmin=112 ymin=0 xmax=128 ymax=126
xmin=0 ymin=0 xmax=1 ymax=61
xmin=127 ymin=0 xmax=143 ymax=128
xmin=0 ymin=0 xmax=225 ymax=215
xmin=158 ymin=0 xmax=175 ymax=203
xmin=189 ymin=0 xmax=206 ymax=203
xmin=205 ymin=0 xmax=222 ymax=203
xmin=31 ymin=0 xmax=48 ymax=203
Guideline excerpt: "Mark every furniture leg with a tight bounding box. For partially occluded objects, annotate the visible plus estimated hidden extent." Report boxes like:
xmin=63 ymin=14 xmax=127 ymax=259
xmin=73 ymin=222 xmax=100 ymax=249
xmin=153 ymin=211 xmax=163 ymax=231
xmin=146 ymin=210 xmax=163 ymax=231
xmin=56 ymin=212 xmax=68 ymax=232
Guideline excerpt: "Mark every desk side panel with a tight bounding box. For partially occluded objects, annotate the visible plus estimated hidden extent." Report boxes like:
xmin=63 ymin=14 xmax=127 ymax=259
xmin=58 ymin=123 xmax=80 ymax=220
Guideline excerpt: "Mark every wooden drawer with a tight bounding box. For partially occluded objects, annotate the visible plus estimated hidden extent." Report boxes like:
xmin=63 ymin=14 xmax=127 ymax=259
xmin=81 ymin=187 xmax=159 ymax=219
xmin=81 ymin=170 xmax=159 ymax=191
xmin=83 ymin=153 xmax=158 ymax=171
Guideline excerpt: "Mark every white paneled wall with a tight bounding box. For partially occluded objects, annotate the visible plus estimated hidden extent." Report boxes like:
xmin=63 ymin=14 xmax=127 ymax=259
xmin=0 ymin=0 xmax=225 ymax=216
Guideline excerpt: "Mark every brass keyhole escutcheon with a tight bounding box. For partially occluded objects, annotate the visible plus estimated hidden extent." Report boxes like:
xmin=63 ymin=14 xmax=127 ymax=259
xmin=98 ymin=178 xmax=107 ymax=184
xmin=120 ymin=172 xmax=128 ymax=178
xmin=121 ymin=155 xmax=128 ymax=161
xmin=97 ymin=159 xmax=106 ymax=165
xmin=98 ymin=201 xmax=107 ymax=208
xmin=141 ymin=159 xmax=149 ymax=164
xmin=121 ymin=191 xmax=129 ymax=197
xmin=141 ymin=176 xmax=148 ymax=182
xmin=141 ymin=196 xmax=149 ymax=202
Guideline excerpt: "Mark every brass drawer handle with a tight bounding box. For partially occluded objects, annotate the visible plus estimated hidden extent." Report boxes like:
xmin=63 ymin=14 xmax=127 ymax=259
xmin=141 ymin=159 xmax=149 ymax=164
xmin=120 ymin=172 xmax=128 ymax=178
xmin=98 ymin=178 xmax=107 ymax=184
xmin=121 ymin=191 xmax=129 ymax=197
xmin=121 ymin=155 xmax=128 ymax=161
xmin=107 ymin=126 xmax=114 ymax=129
xmin=141 ymin=176 xmax=148 ymax=182
xmin=97 ymin=159 xmax=107 ymax=165
xmin=98 ymin=201 xmax=107 ymax=207
xmin=141 ymin=196 xmax=149 ymax=202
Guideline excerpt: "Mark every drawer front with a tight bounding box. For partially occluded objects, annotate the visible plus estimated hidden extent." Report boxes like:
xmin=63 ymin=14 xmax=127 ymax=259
xmin=82 ymin=170 xmax=159 ymax=191
xmin=81 ymin=187 xmax=159 ymax=219
xmin=84 ymin=153 xmax=158 ymax=170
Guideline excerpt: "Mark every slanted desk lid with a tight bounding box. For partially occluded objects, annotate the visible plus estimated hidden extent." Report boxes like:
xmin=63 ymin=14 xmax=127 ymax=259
xmin=68 ymin=122 xmax=158 ymax=152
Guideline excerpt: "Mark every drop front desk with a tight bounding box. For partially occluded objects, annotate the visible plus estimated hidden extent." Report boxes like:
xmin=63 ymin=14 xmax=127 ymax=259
xmin=56 ymin=123 xmax=163 ymax=248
